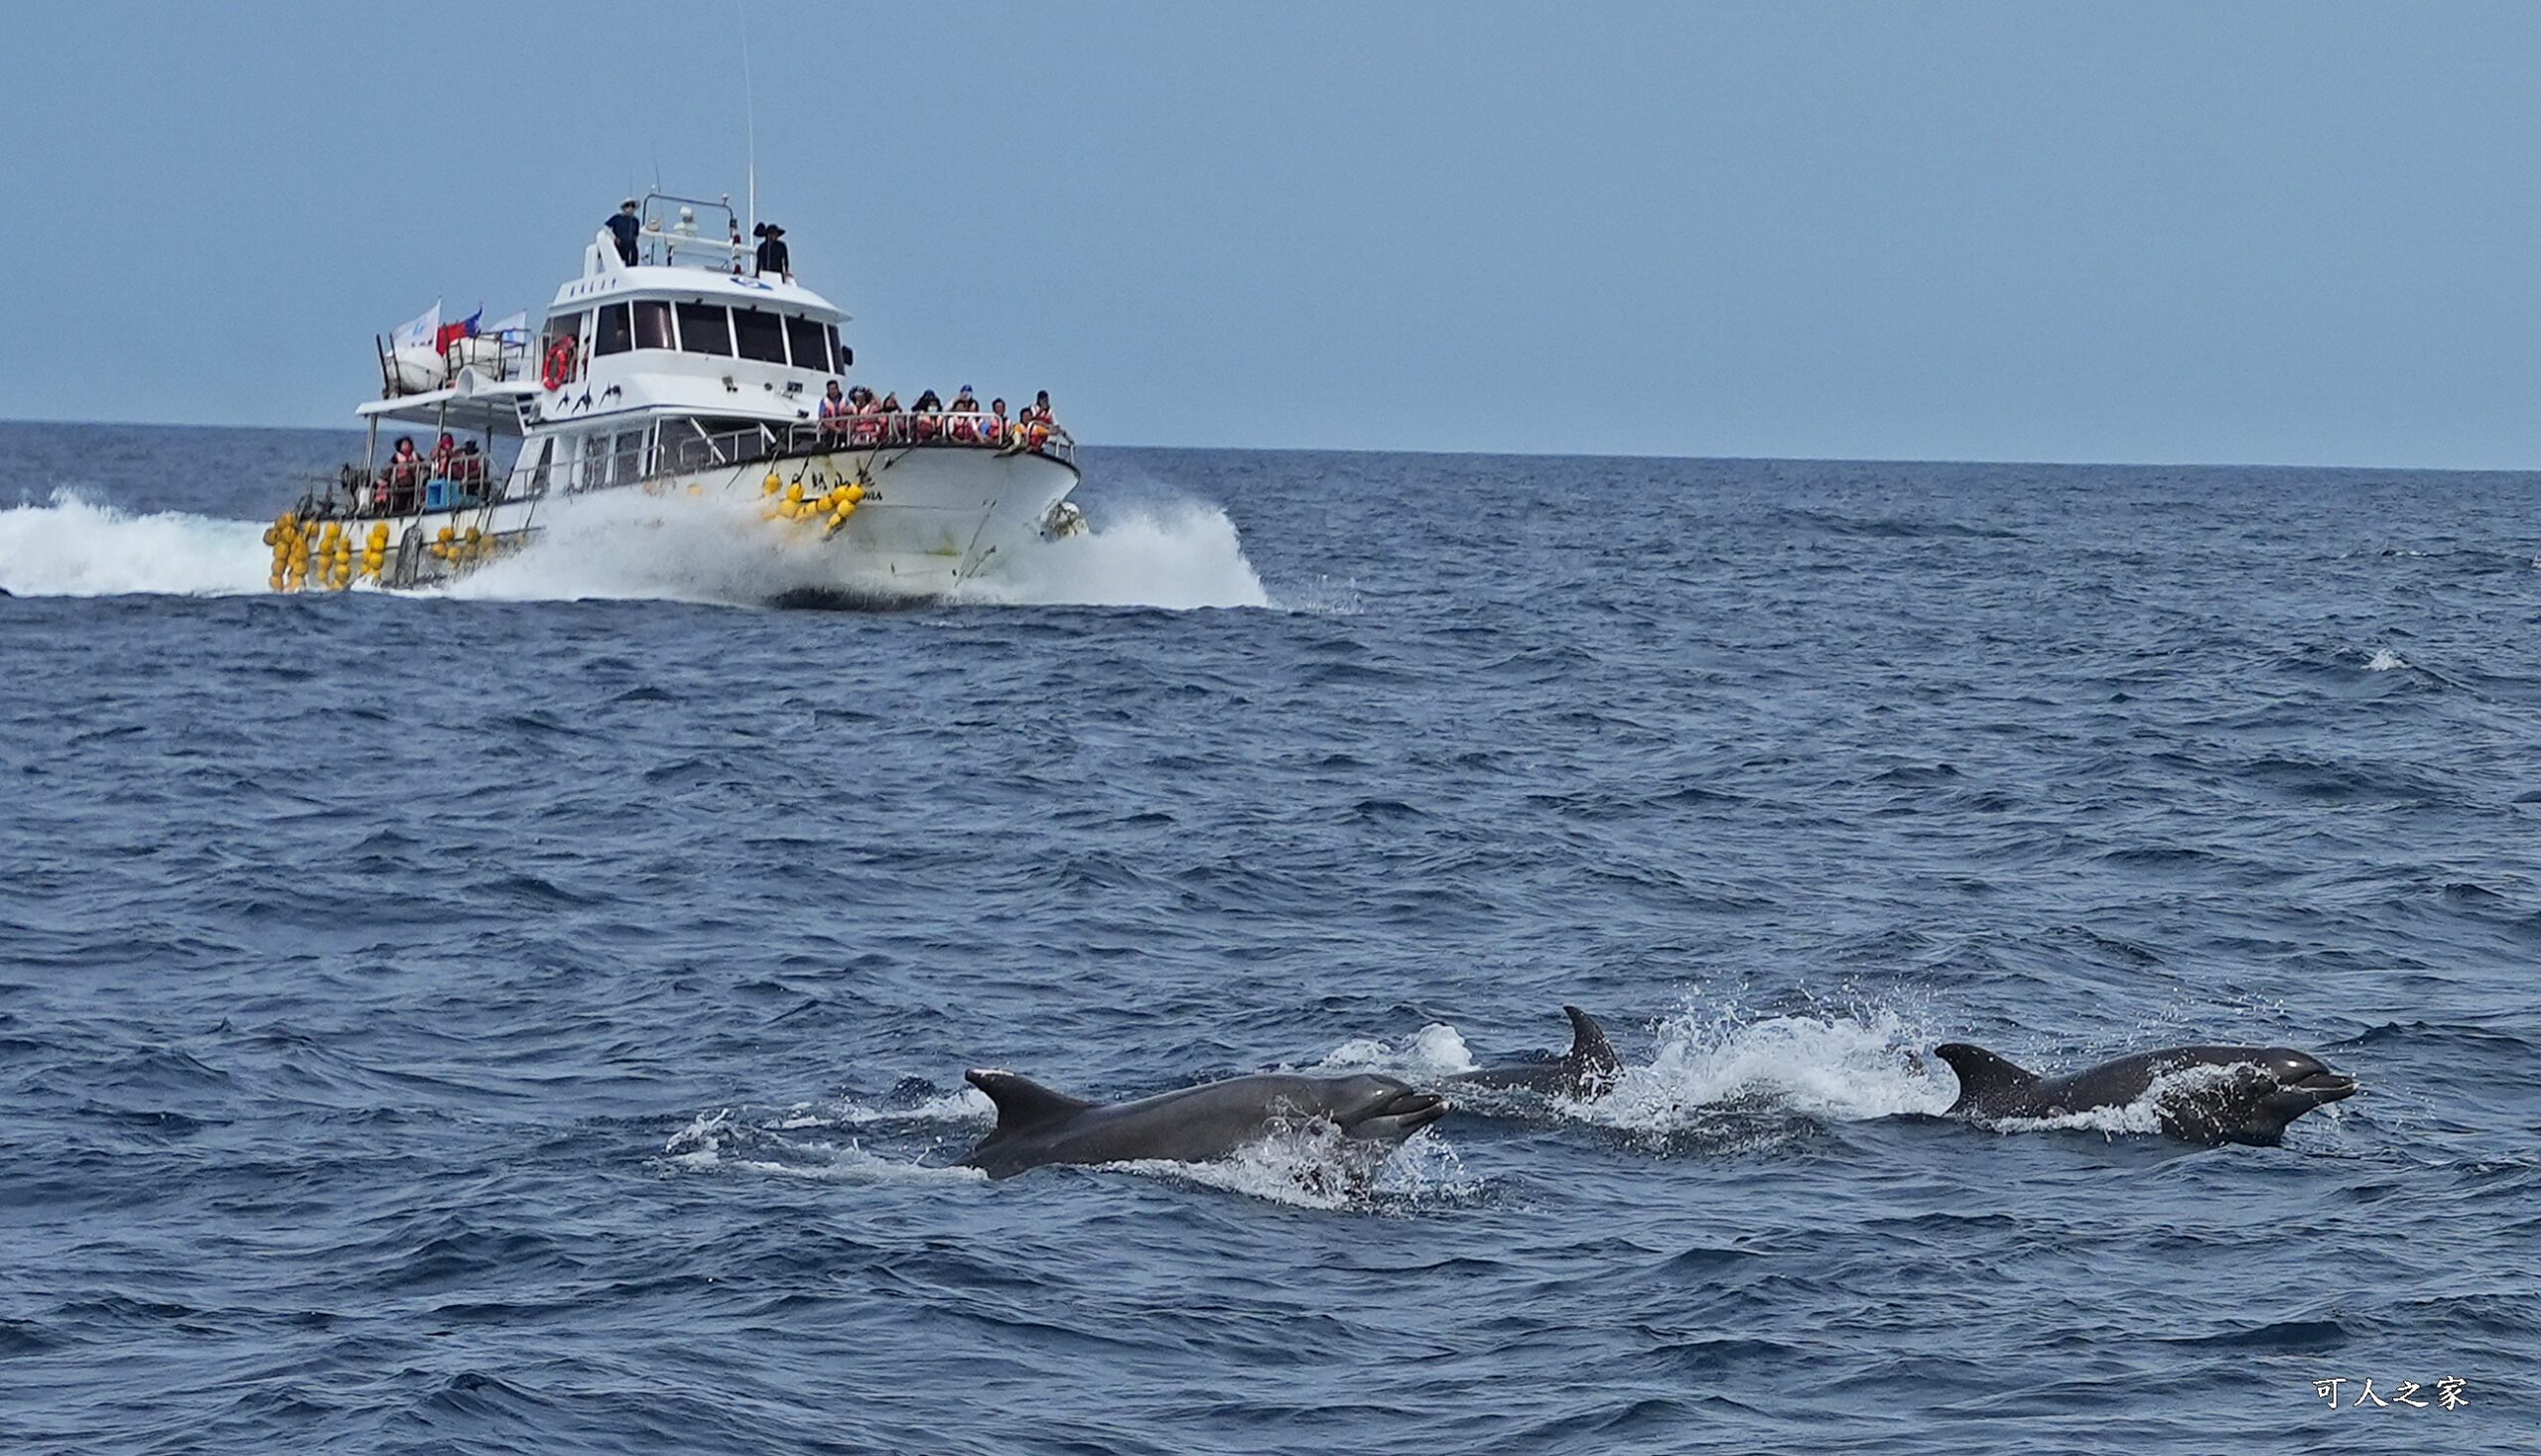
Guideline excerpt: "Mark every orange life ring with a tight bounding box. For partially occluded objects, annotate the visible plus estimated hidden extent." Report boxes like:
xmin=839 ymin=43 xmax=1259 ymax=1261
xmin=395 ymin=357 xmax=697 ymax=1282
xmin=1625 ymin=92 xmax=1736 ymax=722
xmin=541 ymin=338 xmax=575 ymax=391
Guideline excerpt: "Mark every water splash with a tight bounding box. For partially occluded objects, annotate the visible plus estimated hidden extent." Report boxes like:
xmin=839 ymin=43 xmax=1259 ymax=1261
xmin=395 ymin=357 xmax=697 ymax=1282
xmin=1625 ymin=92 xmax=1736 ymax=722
xmin=660 ymin=1106 xmax=986 ymax=1183
xmin=1567 ymin=1002 xmax=1951 ymax=1135
xmin=953 ymin=502 xmax=1270 ymax=610
xmin=2365 ymin=647 xmax=2408 ymax=672
xmin=0 ymin=482 xmax=1270 ymax=611
xmin=1109 ymin=1125 xmax=1474 ymax=1210
xmin=1311 ymin=1022 xmax=1480 ymax=1078
xmin=0 ymin=490 xmax=268 ymax=596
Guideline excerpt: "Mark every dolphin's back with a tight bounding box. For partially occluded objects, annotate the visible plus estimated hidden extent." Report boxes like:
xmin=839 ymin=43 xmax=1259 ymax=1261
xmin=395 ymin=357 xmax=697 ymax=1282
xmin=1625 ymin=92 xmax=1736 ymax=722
xmin=959 ymin=1072 xmax=1391 ymax=1178
xmin=1455 ymin=1006 xmax=1623 ymax=1097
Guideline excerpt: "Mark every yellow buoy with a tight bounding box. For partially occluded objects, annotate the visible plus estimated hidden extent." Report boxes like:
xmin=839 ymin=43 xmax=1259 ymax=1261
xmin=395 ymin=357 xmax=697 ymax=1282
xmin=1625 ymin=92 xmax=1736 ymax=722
xmin=763 ymin=471 xmax=782 ymax=493
xmin=784 ymin=481 xmax=805 ymax=503
xmin=465 ymin=526 xmax=481 ymax=543
xmin=844 ymin=483 xmax=865 ymax=504
xmin=437 ymin=525 xmax=455 ymax=542
xmin=837 ymin=499 xmax=857 ymax=519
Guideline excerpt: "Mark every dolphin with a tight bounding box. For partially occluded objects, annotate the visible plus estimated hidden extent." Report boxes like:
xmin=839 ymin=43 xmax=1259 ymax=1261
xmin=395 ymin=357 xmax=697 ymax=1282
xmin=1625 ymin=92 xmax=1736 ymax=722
xmin=1447 ymin=1005 xmax=1623 ymax=1099
xmin=1933 ymin=1042 xmax=2359 ymax=1146
xmin=957 ymin=1068 xmax=1450 ymax=1180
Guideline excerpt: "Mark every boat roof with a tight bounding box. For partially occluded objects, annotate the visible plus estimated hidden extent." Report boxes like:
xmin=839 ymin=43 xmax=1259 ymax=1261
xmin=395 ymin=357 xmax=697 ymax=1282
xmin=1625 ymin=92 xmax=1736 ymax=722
xmin=550 ymin=261 xmax=847 ymax=324
xmin=357 ymin=372 xmax=539 ymax=436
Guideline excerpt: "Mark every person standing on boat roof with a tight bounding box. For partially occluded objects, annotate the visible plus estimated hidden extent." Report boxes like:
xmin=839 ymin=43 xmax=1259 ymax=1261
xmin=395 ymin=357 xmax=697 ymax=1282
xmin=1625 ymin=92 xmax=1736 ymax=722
xmin=752 ymin=222 xmax=791 ymax=282
xmin=605 ymin=199 xmax=641 ymax=267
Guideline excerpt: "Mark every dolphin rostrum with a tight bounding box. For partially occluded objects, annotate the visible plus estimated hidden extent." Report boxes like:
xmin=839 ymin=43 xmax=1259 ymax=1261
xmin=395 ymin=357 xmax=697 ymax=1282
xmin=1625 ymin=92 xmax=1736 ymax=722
xmin=1933 ymin=1042 xmax=2359 ymax=1146
xmin=1448 ymin=1005 xmax=1623 ymax=1099
xmin=958 ymin=1069 xmax=1450 ymax=1180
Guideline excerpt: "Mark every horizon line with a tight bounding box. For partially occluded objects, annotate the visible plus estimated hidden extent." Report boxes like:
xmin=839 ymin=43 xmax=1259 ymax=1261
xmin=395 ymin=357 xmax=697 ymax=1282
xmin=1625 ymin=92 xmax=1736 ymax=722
xmin=2 ymin=413 xmax=2534 ymax=478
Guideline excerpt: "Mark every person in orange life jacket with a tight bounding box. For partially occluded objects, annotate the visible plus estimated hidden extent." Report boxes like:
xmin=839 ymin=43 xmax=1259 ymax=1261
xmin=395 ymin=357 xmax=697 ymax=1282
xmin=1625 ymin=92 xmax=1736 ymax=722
xmin=984 ymin=398 xmax=1008 ymax=446
xmin=1036 ymin=390 xmax=1072 ymax=446
xmin=429 ymin=433 xmax=457 ymax=481
xmin=752 ymin=222 xmax=791 ymax=282
xmin=818 ymin=379 xmax=851 ymax=437
xmin=605 ymin=199 xmax=641 ymax=267
xmin=383 ymin=437 xmax=424 ymax=511
xmin=949 ymin=385 xmax=981 ymax=442
xmin=910 ymin=389 xmax=943 ymax=442
xmin=456 ymin=442 xmax=487 ymax=494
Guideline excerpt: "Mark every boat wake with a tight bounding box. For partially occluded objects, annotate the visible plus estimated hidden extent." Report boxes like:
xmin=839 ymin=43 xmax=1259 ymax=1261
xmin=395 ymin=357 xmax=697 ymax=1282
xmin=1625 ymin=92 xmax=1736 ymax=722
xmin=0 ymin=486 xmax=1270 ymax=610
xmin=0 ymin=490 xmax=271 ymax=597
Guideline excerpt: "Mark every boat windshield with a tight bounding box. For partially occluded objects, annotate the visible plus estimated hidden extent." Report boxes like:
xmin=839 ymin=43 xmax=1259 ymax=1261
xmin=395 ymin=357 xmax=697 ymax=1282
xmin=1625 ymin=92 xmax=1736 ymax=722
xmin=631 ymin=192 xmax=751 ymax=272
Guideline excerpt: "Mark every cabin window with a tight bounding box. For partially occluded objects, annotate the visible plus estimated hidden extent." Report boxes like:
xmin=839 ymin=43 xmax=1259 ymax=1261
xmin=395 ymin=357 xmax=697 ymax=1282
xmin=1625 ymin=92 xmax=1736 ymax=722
xmin=594 ymin=303 xmax=633 ymax=356
xmin=676 ymin=302 xmax=732 ymax=356
xmin=830 ymin=327 xmax=850 ymax=369
xmin=733 ymin=308 xmax=787 ymax=364
xmin=606 ymin=430 xmax=644 ymax=484
xmin=634 ymin=300 xmax=674 ymax=350
xmin=785 ymin=315 xmax=832 ymax=372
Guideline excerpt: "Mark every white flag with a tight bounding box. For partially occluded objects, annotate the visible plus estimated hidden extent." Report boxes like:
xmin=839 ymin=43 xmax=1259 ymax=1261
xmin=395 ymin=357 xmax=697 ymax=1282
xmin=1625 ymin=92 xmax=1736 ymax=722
xmin=391 ymin=301 xmax=441 ymax=351
xmin=484 ymin=310 xmax=529 ymax=341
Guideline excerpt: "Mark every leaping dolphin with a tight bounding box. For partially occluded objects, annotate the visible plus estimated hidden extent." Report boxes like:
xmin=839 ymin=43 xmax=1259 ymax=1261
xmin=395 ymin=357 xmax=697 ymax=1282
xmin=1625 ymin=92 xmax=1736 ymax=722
xmin=1933 ymin=1042 xmax=2359 ymax=1146
xmin=958 ymin=1069 xmax=1450 ymax=1180
xmin=1447 ymin=1005 xmax=1623 ymax=1099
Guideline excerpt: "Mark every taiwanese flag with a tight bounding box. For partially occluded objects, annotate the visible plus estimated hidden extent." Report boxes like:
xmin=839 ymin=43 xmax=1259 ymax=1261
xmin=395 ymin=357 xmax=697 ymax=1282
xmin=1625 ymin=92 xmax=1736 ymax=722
xmin=434 ymin=308 xmax=482 ymax=354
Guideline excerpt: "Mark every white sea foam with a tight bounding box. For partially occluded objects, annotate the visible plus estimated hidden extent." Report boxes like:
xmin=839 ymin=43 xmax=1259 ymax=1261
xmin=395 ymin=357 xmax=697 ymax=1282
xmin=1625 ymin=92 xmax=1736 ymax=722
xmin=951 ymin=502 xmax=1270 ymax=610
xmin=1567 ymin=1002 xmax=1952 ymax=1134
xmin=660 ymin=1106 xmax=986 ymax=1183
xmin=2364 ymin=647 xmax=2407 ymax=672
xmin=764 ymin=1087 xmax=995 ymax=1129
xmin=437 ymin=490 xmax=1271 ymax=611
xmin=0 ymin=480 xmax=1270 ymax=612
xmin=1108 ymin=1125 xmax=1472 ymax=1210
xmin=1312 ymin=1022 xmax=1480 ymax=1078
xmin=0 ymin=490 xmax=270 ymax=596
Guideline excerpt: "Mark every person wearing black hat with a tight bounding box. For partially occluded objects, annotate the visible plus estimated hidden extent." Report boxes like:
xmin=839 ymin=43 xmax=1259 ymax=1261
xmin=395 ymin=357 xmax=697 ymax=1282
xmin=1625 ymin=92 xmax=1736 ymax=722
xmin=752 ymin=222 xmax=791 ymax=282
xmin=605 ymin=199 xmax=641 ymax=267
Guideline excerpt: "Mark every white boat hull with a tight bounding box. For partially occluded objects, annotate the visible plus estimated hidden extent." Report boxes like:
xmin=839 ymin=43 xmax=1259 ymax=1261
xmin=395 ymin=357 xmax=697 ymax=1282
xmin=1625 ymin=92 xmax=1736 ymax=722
xmin=374 ymin=445 xmax=1080 ymax=600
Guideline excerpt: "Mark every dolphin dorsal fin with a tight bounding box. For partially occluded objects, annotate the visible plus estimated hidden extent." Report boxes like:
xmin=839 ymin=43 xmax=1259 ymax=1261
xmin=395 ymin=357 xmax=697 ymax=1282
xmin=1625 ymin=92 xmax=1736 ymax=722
xmin=966 ymin=1069 xmax=1094 ymax=1134
xmin=1933 ymin=1042 xmax=2041 ymax=1115
xmin=1561 ymin=1005 xmax=1622 ymax=1086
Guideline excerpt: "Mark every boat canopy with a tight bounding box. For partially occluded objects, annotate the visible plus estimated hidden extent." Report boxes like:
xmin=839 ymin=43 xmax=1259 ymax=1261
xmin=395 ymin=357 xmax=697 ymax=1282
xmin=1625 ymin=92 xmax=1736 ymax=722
xmin=356 ymin=372 xmax=538 ymax=437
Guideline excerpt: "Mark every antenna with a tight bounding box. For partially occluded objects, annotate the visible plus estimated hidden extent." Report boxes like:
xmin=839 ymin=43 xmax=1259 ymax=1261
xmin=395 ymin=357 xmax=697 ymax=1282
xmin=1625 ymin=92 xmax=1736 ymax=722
xmin=737 ymin=0 xmax=757 ymax=236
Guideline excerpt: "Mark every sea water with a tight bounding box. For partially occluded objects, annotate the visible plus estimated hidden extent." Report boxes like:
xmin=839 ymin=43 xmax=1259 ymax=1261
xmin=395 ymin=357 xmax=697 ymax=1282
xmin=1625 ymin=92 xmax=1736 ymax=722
xmin=1 ymin=421 xmax=2532 ymax=1452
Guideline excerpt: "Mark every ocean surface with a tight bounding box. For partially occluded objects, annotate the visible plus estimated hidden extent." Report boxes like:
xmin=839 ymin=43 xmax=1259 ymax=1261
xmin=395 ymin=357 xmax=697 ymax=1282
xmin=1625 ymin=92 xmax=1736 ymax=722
xmin=1 ymin=419 xmax=2533 ymax=1454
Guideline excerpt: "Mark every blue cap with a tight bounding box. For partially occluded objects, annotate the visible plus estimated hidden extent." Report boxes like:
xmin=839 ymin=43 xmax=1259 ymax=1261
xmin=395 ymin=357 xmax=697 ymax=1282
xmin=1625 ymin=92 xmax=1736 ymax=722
xmin=960 ymin=384 xmax=973 ymax=392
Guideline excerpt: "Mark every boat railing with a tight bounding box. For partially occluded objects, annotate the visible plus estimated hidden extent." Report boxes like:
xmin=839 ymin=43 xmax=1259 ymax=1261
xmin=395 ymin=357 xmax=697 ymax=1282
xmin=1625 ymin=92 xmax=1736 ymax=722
xmin=647 ymin=417 xmax=1076 ymax=474
xmin=374 ymin=331 xmax=534 ymax=397
xmin=783 ymin=413 xmax=1075 ymax=463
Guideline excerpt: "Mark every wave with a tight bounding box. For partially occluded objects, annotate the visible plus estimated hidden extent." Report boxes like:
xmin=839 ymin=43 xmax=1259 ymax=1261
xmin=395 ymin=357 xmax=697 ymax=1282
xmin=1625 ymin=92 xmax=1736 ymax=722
xmin=0 ymin=490 xmax=269 ymax=597
xmin=0 ymin=486 xmax=1270 ymax=611
xmin=1309 ymin=1001 xmax=1950 ymax=1139
xmin=952 ymin=502 xmax=1271 ymax=610
xmin=1574 ymin=1002 xmax=1952 ymax=1135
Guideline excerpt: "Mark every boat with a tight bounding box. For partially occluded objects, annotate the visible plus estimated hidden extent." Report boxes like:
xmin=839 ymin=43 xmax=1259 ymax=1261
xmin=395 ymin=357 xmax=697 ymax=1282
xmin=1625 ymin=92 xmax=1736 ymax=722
xmin=262 ymin=191 xmax=1085 ymax=599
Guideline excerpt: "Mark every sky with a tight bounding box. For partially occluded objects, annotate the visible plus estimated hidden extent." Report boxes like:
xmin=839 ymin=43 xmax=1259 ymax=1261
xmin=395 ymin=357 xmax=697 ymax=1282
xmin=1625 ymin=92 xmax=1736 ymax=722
xmin=2 ymin=0 xmax=2538 ymax=467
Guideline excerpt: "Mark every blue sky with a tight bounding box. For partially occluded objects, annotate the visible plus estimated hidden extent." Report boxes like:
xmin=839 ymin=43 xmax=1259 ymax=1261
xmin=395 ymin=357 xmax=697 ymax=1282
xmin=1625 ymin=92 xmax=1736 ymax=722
xmin=3 ymin=1 xmax=2538 ymax=466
